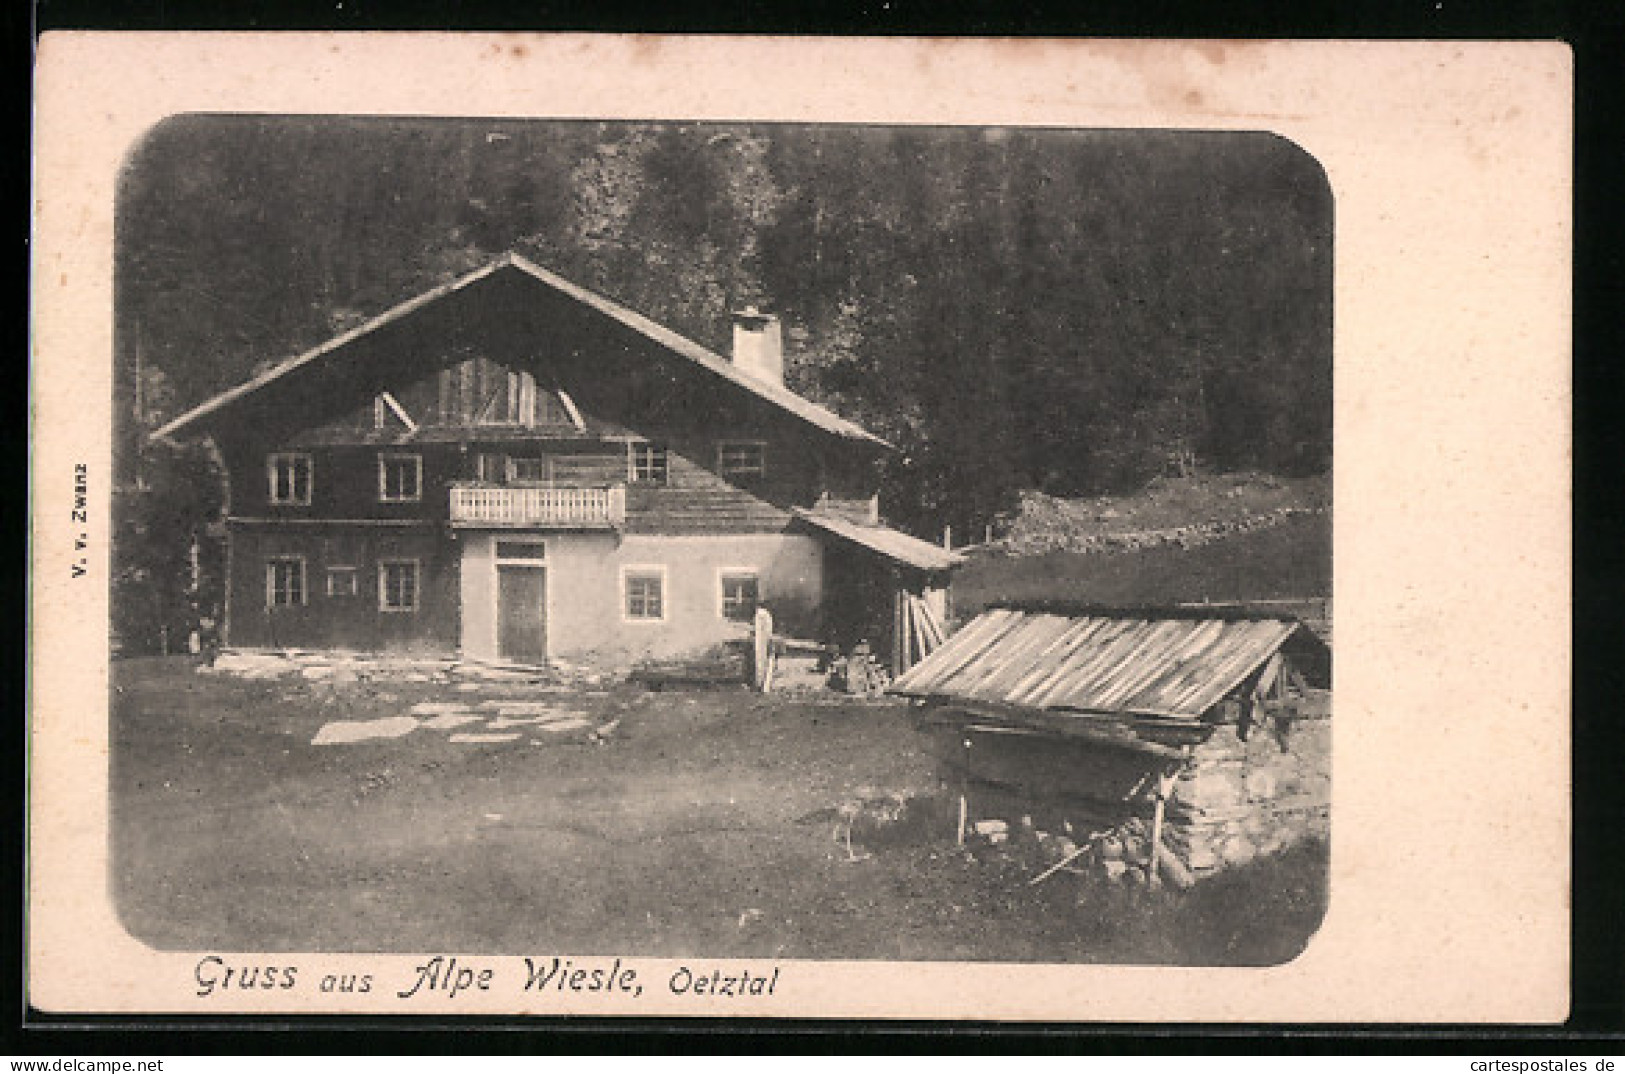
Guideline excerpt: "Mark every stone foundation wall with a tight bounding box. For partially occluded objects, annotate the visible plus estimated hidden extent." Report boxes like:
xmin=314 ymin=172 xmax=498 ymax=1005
xmin=1163 ymin=713 xmax=1331 ymax=877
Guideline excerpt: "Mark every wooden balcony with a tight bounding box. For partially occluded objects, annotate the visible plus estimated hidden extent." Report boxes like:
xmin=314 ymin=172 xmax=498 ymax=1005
xmin=448 ymin=484 xmax=627 ymax=530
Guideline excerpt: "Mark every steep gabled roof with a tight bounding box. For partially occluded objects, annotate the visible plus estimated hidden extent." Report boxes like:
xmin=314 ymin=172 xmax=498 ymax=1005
xmin=151 ymin=252 xmax=891 ymax=448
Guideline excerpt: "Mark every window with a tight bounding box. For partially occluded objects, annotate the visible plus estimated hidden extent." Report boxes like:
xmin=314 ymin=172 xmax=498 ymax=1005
xmin=720 ymin=572 xmax=760 ymax=622
xmin=325 ymin=566 xmax=358 ymax=598
xmin=717 ymin=441 xmax=765 ymax=481
xmin=475 ymin=452 xmax=508 ymax=483
xmin=496 ymin=541 xmax=547 ymax=561
xmin=508 ymin=457 xmax=548 ymax=484
xmin=378 ymin=453 xmax=422 ymax=502
xmin=267 ymin=453 xmax=312 ymax=506
xmin=265 ymin=557 xmax=306 ymax=609
xmin=629 ymin=443 xmax=669 ymax=486
xmin=623 ymin=567 xmax=665 ymax=622
xmin=379 ymin=559 xmax=419 ymax=612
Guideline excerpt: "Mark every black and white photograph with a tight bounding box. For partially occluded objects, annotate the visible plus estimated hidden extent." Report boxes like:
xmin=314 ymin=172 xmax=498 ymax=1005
xmin=111 ymin=115 xmax=1333 ymax=966
xmin=29 ymin=35 xmax=1569 ymax=1022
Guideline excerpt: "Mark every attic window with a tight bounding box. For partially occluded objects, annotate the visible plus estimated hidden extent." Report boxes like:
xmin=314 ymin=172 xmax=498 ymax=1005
xmin=717 ymin=441 xmax=765 ymax=481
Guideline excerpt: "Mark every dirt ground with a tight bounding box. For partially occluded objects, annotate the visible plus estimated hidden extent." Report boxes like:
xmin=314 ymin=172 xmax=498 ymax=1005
xmin=110 ymin=657 xmax=1325 ymax=964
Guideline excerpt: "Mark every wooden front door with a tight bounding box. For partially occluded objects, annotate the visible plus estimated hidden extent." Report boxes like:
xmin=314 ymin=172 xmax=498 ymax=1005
xmin=497 ymin=564 xmax=547 ymax=663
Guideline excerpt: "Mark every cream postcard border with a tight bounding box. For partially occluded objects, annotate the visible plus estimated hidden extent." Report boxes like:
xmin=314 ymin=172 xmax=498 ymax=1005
xmin=29 ymin=34 xmax=1572 ymax=1021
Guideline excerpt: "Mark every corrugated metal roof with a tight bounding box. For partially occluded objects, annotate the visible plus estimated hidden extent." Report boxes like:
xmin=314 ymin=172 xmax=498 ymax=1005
xmin=793 ymin=509 xmax=965 ymax=572
xmin=889 ymin=607 xmax=1306 ymax=720
xmin=152 ymin=253 xmax=891 ymax=449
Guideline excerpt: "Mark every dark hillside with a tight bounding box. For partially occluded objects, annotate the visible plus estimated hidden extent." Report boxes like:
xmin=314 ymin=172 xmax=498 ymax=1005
xmin=115 ymin=120 xmax=1332 ymax=647
xmin=955 ymin=512 xmax=1331 ymax=615
xmin=954 ymin=473 xmax=1330 ymax=616
xmin=118 ymin=119 xmax=1332 ymax=533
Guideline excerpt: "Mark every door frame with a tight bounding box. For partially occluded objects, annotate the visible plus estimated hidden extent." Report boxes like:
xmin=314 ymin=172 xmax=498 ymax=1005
xmin=492 ymin=537 xmax=549 ymax=662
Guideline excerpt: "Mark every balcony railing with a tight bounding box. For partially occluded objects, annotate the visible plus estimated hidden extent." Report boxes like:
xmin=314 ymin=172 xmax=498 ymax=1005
xmin=449 ymin=484 xmax=627 ymax=529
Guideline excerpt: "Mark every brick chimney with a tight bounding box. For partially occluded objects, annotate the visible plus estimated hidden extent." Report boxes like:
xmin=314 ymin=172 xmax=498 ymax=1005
xmin=731 ymin=307 xmax=783 ymax=386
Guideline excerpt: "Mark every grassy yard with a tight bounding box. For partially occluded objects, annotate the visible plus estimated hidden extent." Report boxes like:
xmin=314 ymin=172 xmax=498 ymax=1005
xmin=111 ymin=658 xmax=1325 ymax=964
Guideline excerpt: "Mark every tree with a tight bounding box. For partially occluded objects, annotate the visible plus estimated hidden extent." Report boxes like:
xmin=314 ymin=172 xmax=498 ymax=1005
xmin=113 ymin=118 xmax=1333 ymax=571
xmin=111 ymin=365 xmax=226 ymax=654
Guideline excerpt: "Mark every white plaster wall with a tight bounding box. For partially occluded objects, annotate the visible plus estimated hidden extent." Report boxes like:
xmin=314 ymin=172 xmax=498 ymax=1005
xmin=457 ymin=532 xmax=497 ymax=660
xmin=457 ymin=530 xmax=823 ymax=666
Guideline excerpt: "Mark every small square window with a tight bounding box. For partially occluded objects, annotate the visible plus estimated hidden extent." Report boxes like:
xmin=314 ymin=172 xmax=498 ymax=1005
xmin=325 ymin=566 xmax=358 ymax=598
xmin=268 ymin=453 xmax=312 ymax=506
xmin=378 ymin=454 xmax=422 ymax=502
xmin=266 ymin=557 xmax=306 ymax=608
xmin=720 ymin=572 xmax=759 ymax=622
xmin=508 ymin=457 xmax=548 ymax=484
xmin=717 ymin=441 xmax=765 ymax=481
xmin=624 ymin=569 xmax=665 ymax=622
xmin=629 ymin=443 xmax=669 ymax=486
xmin=379 ymin=560 xmax=419 ymax=612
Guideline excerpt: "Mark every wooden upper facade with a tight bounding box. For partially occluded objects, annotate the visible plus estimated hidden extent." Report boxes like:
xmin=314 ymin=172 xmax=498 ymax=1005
xmin=161 ymin=254 xmax=889 ymax=536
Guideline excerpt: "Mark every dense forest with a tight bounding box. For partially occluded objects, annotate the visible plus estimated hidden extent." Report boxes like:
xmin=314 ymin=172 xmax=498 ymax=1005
xmin=113 ymin=117 xmax=1332 ymax=648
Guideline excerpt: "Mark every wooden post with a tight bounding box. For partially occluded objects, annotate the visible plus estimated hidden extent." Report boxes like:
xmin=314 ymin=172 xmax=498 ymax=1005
xmin=897 ymin=591 xmax=910 ymax=675
xmin=752 ymin=607 xmax=773 ymax=692
xmin=1147 ymin=769 xmax=1177 ymax=889
xmin=956 ymin=734 xmax=972 ymax=846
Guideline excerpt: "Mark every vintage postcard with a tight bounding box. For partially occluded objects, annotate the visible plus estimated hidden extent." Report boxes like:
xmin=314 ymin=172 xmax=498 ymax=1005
xmin=29 ymin=35 xmax=1571 ymax=1021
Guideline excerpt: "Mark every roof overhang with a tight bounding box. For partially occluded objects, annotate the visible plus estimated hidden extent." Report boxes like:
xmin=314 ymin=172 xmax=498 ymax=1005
xmin=150 ymin=252 xmax=893 ymax=451
xmin=889 ymin=607 xmax=1322 ymax=718
xmin=794 ymin=508 xmax=965 ymax=573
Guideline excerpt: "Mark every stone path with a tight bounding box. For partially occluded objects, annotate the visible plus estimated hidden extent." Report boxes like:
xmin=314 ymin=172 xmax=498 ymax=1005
xmin=310 ymin=716 xmax=421 ymax=745
xmin=312 ymin=701 xmax=605 ymax=747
